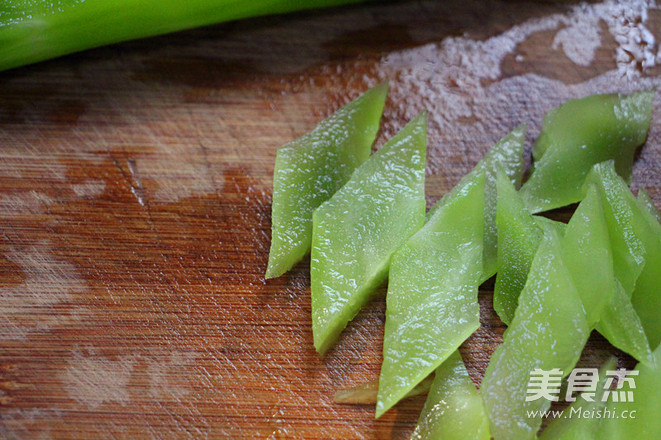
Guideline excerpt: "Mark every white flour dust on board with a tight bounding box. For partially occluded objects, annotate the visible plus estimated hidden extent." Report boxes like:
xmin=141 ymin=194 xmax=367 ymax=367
xmin=371 ymin=0 xmax=660 ymax=179
xmin=62 ymin=350 xmax=135 ymax=409
xmin=0 ymin=192 xmax=88 ymax=340
xmin=71 ymin=180 xmax=106 ymax=198
xmin=0 ymin=243 xmax=87 ymax=341
xmin=147 ymin=350 xmax=198 ymax=400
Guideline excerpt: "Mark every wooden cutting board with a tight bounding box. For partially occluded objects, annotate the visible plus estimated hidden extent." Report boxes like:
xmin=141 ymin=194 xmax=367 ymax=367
xmin=1 ymin=0 xmax=660 ymax=438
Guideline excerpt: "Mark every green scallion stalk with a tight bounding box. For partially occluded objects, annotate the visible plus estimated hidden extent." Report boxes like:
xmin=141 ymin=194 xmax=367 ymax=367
xmin=0 ymin=0 xmax=365 ymax=71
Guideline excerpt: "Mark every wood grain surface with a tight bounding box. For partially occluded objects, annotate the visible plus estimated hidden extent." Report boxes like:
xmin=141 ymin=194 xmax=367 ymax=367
xmin=1 ymin=0 xmax=660 ymax=438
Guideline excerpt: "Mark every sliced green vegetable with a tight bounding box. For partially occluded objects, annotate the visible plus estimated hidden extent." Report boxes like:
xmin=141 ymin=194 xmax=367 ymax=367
xmin=520 ymin=92 xmax=654 ymax=213
xmin=266 ymin=83 xmax=387 ymax=279
xmin=429 ymin=125 xmax=526 ymax=279
xmin=598 ymin=343 xmax=661 ymax=440
xmin=482 ymin=229 xmax=590 ymax=440
xmin=493 ymin=167 xmax=566 ymax=325
xmin=411 ymin=351 xmax=490 ymax=440
xmin=595 ymin=281 xmax=651 ymax=363
xmin=377 ymin=127 xmax=525 ymax=418
xmin=638 ymin=189 xmax=661 ymax=222
xmin=586 ymin=161 xmax=661 ymax=349
xmin=334 ymin=375 xmax=433 ymax=405
xmin=310 ymin=112 xmax=427 ymax=355
xmin=0 ymin=0 xmax=366 ymax=71
xmin=583 ymin=162 xmax=646 ymax=295
xmin=561 ymin=184 xmax=614 ymax=327
xmin=497 ymin=165 xmax=650 ymax=360
xmin=539 ymin=357 xmax=617 ymax=440
xmin=376 ymin=171 xmax=485 ymax=418
xmin=481 ymin=125 xmax=527 ymax=278
xmin=543 ymin=345 xmax=661 ymax=440
xmin=493 ymin=168 xmax=543 ymax=325
xmin=534 ymin=216 xmax=567 ymax=237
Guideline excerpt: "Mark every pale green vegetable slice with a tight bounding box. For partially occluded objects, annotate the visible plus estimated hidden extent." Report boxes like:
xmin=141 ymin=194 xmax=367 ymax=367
xmin=376 ymin=171 xmax=485 ymax=418
xmin=334 ymin=375 xmax=433 ymax=404
xmin=534 ymin=216 xmax=567 ymax=236
xmin=586 ymin=161 xmax=661 ymax=349
xmin=493 ymin=167 xmax=567 ymax=325
xmin=544 ymin=344 xmax=661 ymax=439
xmin=521 ymin=91 xmax=654 ymax=213
xmin=310 ymin=112 xmax=427 ymax=355
xmin=539 ymin=357 xmax=617 ymax=440
xmin=561 ymin=185 xmax=615 ymax=327
xmin=493 ymin=168 xmax=543 ymax=325
xmin=411 ymin=351 xmax=490 ymax=440
xmin=266 ymin=83 xmax=388 ymax=278
xmin=595 ymin=281 xmax=652 ymax=363
xmin=598 ymin=343 xmax=661 ymax=440
xmin=482 ymin=229 xmax=590 ymax=440
xmin=497 ymin=165 xmax=650 ymax=360
xmin=637 ymin=189 xmax=661 ymax=222
xmin=377 ymin=127 xmax=525 ymax=418
xmin=428 ymin=125 xmax=526 ymax=279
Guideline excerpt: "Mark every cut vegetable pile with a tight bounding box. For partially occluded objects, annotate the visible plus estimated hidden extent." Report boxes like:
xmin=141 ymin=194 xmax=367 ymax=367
xmin=266 ymin=86 xmax=659 ymax=439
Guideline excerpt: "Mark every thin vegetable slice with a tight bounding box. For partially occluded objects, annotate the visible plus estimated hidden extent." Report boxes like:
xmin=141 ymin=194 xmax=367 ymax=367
xmin=411 ymin=351 xmax=490 ymax=440
xmin=561 ymin=184 xmax=614 ymax=327
xmin=638 ymin=189 xmax=661 ymax=222
xmin=333 ymin=375 xmax=433 ymax=405
xmin=0 ymin=0 xmax=366 ymax=71
xmin=376 ymin=171 xmax=485 ymax=418
xmin=598 ymin=343 xmax=661 ymax=440
xmin=586 ymin=161 xmax=661 ymax=349
xmin=493 ymin=168 xmax=543 ymax=325
xmin=377 ymin=127 xmax=525 ymax=418
xmin=482 ymin=229 xmax=590 ymax=440
xmin=520 ymin=92 xmax=654 ymax=213
xmin=496 ymin=166 xmax=650 ymax=360
xmin=428 ymin=124 xmax=526 ymax=279
xmin=595 ymin=280 xmax=651 ymax=363
xmin=493 ymin=167 xmax=566 ymax=325
xmin=310 ymin=112 xmax=427 ymax=355
xmin=266 ymin=83 xmax=387 ymax=279
xmin=538 ymin=357 xmax=617 ymax=440
xmin=544 ymin=344 xmax=661 ymax=439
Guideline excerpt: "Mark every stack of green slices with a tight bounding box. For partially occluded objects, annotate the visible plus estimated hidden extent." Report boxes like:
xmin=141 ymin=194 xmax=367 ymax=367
xmin=266 ymin=83 xmax=660 ymax=440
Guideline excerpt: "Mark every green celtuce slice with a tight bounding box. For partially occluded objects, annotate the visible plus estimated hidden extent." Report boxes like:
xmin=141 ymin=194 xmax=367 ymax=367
xmin=534 ymin=216 xmax=568 ymax=237
xmin=595 ymin=281 xmax=651 ymax=363
xmin=493 ymin=167 xmax=566 ymax=325
xmin=310 ymin=112 xmax=427 ymax=355
xmin=520 ymin=92 xmax=654 ymax=213
xmin=538 ymin=357 xmax=617 ymax=440
xmin=563 ymin=181 xmax=650 ymax=360
xmin=0 ymin=0 xmax=367 ymax=71
xmin=334 ymin=375 xmax=434 ymax=405
xmin=266 ymin=83 xmax=387 ymax=279
xmin=543 ymin=345 xmax=661 ymax=440
xmin=377 ymin=127 xmax=525 ymax=418
xmin=480 ymin=125 xmax=527 ymax=278
xmin=426 ymin=126 xmax=525 ymax=277
xmin=584 ymin=162 xmax=646 ymax=294
xmin=493 ymin=168 xmax=543 ymax=325
xmin=561 ymin=185 xmax=614 ymax=327
xmin=638 ymin=189 xmax=661 ymax=222
xmin=496 ymin=164 xmax=650 ymax=359
xmin=586 ymin=161 xmax=661 ymax=350
xmin=411 ymin=351 xmax=490 ymax=440
xmin=482 ymin=229 xmax=590 ymax=440
xmin=429 ymin=125 xmax=526 ymax=279
xmin=598 ymin=343 xmax=661 ymax=440
xmin=376 ymin=171 xmax=485 ymax=418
